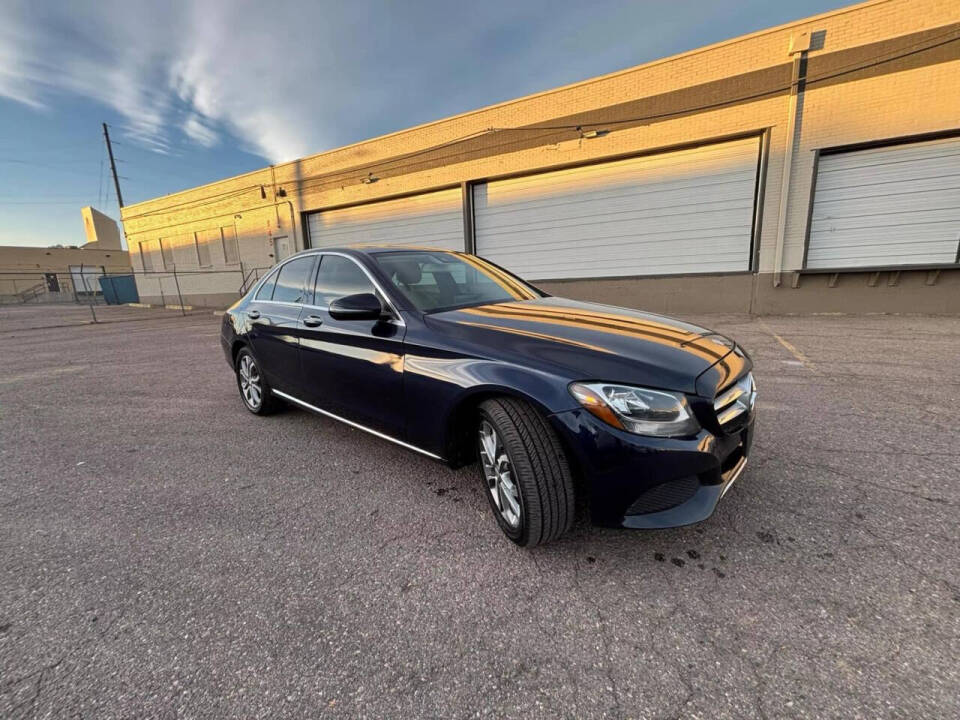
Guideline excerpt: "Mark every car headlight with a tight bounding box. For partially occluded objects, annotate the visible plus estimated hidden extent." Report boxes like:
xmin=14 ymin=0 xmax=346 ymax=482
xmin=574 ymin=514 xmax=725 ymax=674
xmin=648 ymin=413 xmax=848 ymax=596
xmin=569 ymin=382 xmax=701 ymax=437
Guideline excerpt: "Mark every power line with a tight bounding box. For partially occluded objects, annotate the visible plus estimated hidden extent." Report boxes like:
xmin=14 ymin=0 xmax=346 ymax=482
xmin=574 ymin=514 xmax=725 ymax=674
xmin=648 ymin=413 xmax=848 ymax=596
xmin=282 ymin=28 xmax=960 ymax=194
xmin=122 ymin=31 xmax=960 ymax=223
xmin=492 ymin=28 xmax=960 ymax=132
xmin=0 ymin=159 xmax=101 ymax=177
xmin=0 ymin=200 xmax=94 ymax=205
xmin=123 ymin=129 xmax=500 ymax=221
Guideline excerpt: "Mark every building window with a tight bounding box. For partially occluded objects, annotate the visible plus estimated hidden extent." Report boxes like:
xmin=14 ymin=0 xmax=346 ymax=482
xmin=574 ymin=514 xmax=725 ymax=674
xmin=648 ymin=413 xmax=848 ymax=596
xmin=222 ymin=226 xmax=240 ymax=264
xmin=140 ymin=241 xmax=154 ymax=271
xmin=195 ymin=232 xmax=212 ymax=267
xmin=159 ymin=238 xmax=174 ymax=270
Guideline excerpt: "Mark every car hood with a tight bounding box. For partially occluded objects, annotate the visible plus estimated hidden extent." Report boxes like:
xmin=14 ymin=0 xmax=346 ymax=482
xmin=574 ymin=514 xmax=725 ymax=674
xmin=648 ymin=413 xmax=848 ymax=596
xmin=428 ymin=297 xmax=746 ymax=395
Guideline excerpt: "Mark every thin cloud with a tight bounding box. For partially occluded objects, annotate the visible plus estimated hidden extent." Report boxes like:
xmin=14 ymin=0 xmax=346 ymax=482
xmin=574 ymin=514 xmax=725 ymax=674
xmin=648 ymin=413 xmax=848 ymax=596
xmin=0 ymin=0 xmax=833 ymax=164
xmin=182 ymin=113 xmax=218 ymax=149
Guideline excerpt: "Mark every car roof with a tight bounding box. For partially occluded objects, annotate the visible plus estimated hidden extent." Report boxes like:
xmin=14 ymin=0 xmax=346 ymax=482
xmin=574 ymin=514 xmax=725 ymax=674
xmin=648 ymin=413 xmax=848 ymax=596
xmin=288 ymin=245 xmax=464 ymax=258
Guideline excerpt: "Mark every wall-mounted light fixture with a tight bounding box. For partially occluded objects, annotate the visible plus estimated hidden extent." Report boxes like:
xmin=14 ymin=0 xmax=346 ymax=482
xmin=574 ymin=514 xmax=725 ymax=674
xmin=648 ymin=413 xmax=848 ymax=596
xmin=361 ymin=173 xmax=379 ymax=184
xmin=577 ymin=126 xmax=610 ymax=139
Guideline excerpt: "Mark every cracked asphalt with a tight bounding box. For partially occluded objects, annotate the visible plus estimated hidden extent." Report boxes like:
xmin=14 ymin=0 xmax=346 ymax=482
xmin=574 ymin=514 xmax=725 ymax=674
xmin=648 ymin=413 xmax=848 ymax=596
xmin=1 ymin=308 xmax=958 ymax=719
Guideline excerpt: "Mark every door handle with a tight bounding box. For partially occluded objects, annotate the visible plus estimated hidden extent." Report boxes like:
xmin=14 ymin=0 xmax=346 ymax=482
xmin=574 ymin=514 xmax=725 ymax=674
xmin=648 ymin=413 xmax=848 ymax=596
xmin=302 ymin=315 xmax=324 ymax=328
xmin=247 ymin=310 xmax=261 ymax=319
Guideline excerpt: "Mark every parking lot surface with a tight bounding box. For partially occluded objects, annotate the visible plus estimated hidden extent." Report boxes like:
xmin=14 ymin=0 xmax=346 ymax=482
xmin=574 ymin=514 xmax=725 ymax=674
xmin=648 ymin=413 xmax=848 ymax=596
xmin=1 ymin=307 xmax=958 ymax=719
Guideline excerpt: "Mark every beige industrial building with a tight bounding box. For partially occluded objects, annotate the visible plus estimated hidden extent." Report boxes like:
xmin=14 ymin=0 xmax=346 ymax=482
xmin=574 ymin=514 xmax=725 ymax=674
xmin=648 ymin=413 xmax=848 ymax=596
xmin=121 ymin=0 xmax=960 ymax=314
xmin=0 ymin=207 xmax=130 ymax=303
xmin=80 ymin=206 xmax=125 ymax=250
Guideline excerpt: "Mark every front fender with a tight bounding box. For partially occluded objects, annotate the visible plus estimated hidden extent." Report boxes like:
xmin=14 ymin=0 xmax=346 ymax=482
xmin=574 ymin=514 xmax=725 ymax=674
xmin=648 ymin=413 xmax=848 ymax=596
xmin=402 ymin=351 xmax=577 ymax=459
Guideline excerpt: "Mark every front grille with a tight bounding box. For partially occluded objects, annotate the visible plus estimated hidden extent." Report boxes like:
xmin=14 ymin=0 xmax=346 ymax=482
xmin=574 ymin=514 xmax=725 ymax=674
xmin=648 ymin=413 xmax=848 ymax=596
xmin=626 ymin=476 xmax=700 ymax=515
xmin=714 ymin=372 xmax=755 ymax=429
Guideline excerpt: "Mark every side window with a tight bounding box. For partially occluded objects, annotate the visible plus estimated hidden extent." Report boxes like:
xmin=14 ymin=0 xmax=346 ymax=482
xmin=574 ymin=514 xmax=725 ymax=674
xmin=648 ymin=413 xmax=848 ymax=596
xmin=254 ymin=269 xmax=279 ymax=301
xmin=272 ymin=256 xmax=316 ymax=304
xmin=314 ymin=255 xmax=376 ymax=307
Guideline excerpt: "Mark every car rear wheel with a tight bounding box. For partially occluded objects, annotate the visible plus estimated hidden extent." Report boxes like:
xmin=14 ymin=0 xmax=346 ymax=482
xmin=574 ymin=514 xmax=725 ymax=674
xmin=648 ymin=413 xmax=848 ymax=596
xmin=477 ymin=397 xmax=575 ymax=546
xmin=235 ymin=348 xmax=281 ymax=415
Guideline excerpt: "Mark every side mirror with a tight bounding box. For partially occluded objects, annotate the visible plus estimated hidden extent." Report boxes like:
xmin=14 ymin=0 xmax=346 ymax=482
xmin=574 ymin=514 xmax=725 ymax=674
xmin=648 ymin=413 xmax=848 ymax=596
xmin=328 ymin=292 xmax=385 ymax=321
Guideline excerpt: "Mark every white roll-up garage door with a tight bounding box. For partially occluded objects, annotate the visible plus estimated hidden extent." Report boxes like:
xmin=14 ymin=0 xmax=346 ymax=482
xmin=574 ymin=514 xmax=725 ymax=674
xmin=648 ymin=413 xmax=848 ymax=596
xmin=806 ymin=136 xmax=960 ymax=269
xmin=473 ymin=136 xmax=760 ymax=280
xmin=306 ymin=188 xmax=464 ymax=251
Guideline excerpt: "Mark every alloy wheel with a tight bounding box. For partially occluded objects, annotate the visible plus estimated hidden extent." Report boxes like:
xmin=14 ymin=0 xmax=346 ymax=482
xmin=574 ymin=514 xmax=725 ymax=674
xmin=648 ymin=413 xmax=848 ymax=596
xmin=238 ymin=354 xmax=262 ymax=410
xmin=478 ymin=420 xmax=522 ymax=528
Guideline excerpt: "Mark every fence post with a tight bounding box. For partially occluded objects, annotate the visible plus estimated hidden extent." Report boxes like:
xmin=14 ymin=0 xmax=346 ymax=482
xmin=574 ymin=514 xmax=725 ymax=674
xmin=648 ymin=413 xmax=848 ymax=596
xmin=172 ymin=266 xmax=186 ymax=316
xmin=80 ymin=262 xmax=98 ymax=324
xmin=239 ymin=261 xmax=246 ymax=294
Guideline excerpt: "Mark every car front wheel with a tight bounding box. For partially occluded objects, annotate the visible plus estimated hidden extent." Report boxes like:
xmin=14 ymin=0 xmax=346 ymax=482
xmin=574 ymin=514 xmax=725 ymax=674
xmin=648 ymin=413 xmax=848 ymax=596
xmin=477 ymin=397 xmax=575 ymax=546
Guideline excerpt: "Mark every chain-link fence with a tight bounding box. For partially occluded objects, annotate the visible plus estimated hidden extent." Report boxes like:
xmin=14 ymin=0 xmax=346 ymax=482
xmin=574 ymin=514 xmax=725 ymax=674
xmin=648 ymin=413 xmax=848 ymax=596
xmin=0 ymin=265 xmax=271 ymax=331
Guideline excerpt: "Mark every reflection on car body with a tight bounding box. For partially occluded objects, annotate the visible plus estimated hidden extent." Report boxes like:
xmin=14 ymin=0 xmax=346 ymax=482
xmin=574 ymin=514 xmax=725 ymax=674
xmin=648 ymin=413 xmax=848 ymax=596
xmin=221 ymin=247 xmax=755 ymax=547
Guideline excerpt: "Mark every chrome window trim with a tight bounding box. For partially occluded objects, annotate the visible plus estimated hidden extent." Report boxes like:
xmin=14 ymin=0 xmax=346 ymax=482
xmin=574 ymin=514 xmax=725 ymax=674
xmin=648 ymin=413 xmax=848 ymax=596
xmin=252 ymin=264 xmax=284 ymax=301
xmin=253 ymin=300 xmax=303 ymax=308
xmin=267 ymin=253 xmax=319 ymax=305
xmin=312 ymin=250 xmax=406 ymax=327
xmin=271 ymin=389 xmax=441 ymax=460
xmin=720 ymin=456 xmax=748 ymax=499
xmin=249 ymin=250 xmax=405 ymax=326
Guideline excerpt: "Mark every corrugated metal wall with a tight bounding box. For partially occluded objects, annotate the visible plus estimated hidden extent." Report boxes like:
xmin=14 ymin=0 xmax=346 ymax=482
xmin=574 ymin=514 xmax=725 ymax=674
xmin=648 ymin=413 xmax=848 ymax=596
xmin=807 ymin=136 xmax=960 ymax=269
xmin=472 ymin=137 xmax=761 ymax=280
xmin=306 ymin=188 xmax=464 ymax=250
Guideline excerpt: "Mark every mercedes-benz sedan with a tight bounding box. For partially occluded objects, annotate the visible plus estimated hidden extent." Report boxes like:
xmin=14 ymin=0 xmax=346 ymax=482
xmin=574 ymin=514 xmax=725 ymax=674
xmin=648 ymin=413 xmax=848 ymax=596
xmin=221 ymin=247 xmax=756 ymax=546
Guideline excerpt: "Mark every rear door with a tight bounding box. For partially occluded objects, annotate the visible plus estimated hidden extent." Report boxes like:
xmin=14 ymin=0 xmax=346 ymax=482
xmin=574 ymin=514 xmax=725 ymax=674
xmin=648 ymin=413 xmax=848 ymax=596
xmin=298 ymin=254 xmax=407 ymax=438
xmin=246 ymin=255 xmax=317 ymax=393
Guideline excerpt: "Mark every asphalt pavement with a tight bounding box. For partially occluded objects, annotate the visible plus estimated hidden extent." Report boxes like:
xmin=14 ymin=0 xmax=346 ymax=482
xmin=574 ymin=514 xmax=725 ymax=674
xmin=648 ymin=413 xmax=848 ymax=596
xmin=1 ymin=307 xmax=958 ymax=719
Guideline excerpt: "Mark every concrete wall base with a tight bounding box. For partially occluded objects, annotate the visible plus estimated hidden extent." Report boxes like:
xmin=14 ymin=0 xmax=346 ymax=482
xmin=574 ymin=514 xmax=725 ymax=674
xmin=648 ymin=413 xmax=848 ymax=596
xmin=539 ymin=274 xmax=756 ymax=315
xmin=138 ymin=292 xmax=239 ymax=310
xmin=137 ymin=268 xmax=960 ymax=317
xmin=539 ymin=268 xmax=960 ymax=315
xmin=752 ymin=270 xmax=960 ymax=315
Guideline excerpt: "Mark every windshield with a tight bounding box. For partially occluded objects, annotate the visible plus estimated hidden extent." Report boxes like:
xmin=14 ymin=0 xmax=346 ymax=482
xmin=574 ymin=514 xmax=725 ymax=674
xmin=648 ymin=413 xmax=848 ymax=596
xmin=372 ymin=251 xmax=542 ymax=313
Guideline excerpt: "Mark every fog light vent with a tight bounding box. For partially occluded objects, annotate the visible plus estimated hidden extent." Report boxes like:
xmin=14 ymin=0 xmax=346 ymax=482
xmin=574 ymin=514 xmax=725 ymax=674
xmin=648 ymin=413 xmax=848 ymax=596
xmin=626 ymin=477 xmax=699 ymax=515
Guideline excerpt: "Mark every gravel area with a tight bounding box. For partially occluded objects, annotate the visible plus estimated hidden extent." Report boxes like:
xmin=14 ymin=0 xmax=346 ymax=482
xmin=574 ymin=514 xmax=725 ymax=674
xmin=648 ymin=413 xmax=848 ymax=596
xmin=1 ymin=307 xmax=958 ymax=719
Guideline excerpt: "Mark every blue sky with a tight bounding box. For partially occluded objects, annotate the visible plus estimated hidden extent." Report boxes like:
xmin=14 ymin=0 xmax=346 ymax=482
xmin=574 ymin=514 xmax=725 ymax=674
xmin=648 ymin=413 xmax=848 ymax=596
xmin=0 ymin=0 xmax=843 ymax=248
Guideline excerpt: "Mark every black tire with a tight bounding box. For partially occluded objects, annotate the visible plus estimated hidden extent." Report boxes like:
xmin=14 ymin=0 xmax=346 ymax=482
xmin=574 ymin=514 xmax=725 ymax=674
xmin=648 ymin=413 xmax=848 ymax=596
xmin=235 ymin=347 xmax=281 ymax=415
xmin=477 ymin=397 xmax=575 ymax=547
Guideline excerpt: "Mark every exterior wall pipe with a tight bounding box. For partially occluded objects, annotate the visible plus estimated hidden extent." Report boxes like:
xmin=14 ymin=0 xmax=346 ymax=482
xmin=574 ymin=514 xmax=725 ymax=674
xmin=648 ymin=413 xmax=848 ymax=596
xmin=772 ymin=41 xmax=809 ymax=287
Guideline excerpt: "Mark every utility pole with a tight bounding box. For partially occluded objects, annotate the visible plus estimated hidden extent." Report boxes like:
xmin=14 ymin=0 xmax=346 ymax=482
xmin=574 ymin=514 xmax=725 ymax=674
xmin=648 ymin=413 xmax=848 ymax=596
xmin=102 ymin=122 xmax=124 ymax=208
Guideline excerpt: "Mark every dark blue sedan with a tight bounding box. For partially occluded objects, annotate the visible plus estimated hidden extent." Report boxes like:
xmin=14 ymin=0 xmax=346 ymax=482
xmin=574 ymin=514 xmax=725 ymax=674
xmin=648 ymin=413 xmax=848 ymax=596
xmin=221 ymin=247 xmax=756 ymax=546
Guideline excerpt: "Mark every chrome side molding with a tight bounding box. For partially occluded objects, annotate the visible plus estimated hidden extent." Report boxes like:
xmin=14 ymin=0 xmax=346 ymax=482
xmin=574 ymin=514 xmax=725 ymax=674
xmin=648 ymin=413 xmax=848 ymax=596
xmin=271 ymin=389 xmax=443 ymax=461
xmin=720 ymin=456 xmax=748 ymax=499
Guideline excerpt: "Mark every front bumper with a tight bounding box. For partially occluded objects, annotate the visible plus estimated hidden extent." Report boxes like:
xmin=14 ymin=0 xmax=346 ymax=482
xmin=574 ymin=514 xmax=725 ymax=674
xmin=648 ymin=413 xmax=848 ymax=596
xmin=549 ymin=407 xmax=755 ymax=529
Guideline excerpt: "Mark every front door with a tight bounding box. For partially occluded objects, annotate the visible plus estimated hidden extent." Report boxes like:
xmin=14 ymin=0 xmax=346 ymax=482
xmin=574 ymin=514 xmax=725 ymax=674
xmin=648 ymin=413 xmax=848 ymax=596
xmin=246 ymin=255 xmax=316 ymax=393
xmin=298 ymin=254 xmax=406 ymax=439
xmin=273 ymin=236 xmax=291 ymax=262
